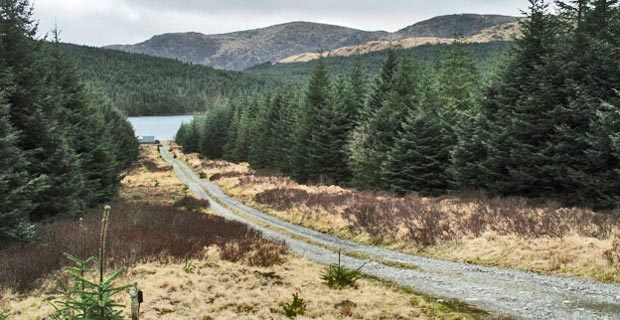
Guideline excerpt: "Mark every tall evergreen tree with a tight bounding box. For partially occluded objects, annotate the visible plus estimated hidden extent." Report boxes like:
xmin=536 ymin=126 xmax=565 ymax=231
xmin=0 ymin=90 xmax=38 ymax=241
xmin=480 ymin=0 xmax=563 ymax=197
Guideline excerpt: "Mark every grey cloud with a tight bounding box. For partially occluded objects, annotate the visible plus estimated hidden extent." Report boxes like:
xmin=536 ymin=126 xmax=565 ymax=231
xmin=35 ymin=0 xmax=527 ymax=46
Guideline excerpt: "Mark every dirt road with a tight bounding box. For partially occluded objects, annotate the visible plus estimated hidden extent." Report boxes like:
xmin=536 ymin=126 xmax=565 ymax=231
xmin=161 ymin=145 xmax=620 ymax=320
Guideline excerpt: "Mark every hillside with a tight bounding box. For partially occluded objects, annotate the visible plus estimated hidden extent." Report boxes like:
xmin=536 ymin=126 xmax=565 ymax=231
xmin=248 ymin=41 xmax=512 ymax=86
xmin=106 ymin=14 xmax=519 ymax=70
xmin=278 ymin=20 xmax=521 ymax=64
xmin=393 ymin=14 xmax=520 ymax=39
xmin=107 ymin=22 xmax=387 ymax=70
xmin=56 ymin=43 xmax=271 ymax=116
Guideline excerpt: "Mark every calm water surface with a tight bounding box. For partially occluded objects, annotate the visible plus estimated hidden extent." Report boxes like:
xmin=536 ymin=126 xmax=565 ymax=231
xmin=128 ymin=115 xmax=195 ymax=141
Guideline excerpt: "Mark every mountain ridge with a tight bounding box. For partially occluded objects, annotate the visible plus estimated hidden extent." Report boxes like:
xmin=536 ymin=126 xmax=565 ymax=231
xmin=106 ymin=14 xmax=520 ymax=70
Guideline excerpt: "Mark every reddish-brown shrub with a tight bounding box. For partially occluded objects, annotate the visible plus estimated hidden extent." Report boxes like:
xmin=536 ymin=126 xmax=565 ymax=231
xmin=0 ymin=202 xmax=287 ymax=293
xmin=255 ymin=186 xmax=617 ymax=247
xmin=604 ymin=235 xmax=620 ymax=269
xmin=255 ymin=187 xmax=352 ymax=211
xmin=173 ymin=196 xmax=210 ymax=211
xmin=209 ymin=171 xmax=246 ymax=181
xmin=141 ymin=159 xmax=170 ymax=172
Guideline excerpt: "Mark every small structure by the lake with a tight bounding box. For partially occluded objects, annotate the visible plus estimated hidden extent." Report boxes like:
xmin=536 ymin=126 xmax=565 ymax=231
xmin=137 ymin=136 xmax=156 ymax=144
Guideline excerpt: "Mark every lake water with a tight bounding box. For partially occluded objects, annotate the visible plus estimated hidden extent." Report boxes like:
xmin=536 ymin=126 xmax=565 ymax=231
xmin=128 ymin=115 xmax=195 ymax=142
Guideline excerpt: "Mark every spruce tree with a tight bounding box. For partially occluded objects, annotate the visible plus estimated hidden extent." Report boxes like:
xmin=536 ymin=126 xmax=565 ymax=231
xmin=350 ymin=56 xmax=422 ymax=189
xmin=480 ymin=0 xmax=562 ymax=197
xmin=382 ymin=106 xmax=452 ymax=195
xmin=0 ymin=92 xmax=36 ymax=241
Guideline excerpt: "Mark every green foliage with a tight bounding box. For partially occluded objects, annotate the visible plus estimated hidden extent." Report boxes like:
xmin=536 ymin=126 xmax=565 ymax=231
xmin=321 ymin=251 xmax=364 ymax=289
xmin=183 ymin=257 xmax=197 ymax=274
xmin=0 ymin=310 xmax=8 ymax=320
xmin=0 ymin=0 xmax=138 ymax=242
xmin=53 ymin=43 xmax=272 ymax=116
xmin=246 ymin=41 xmax=510 ymax=87
xmin=177 ymin=0 xmax=620 ymax=209
xmin=51 ymin=206 xmax=129 ymax=320
xmin=282 ymin=292 xmax=307 ymax=318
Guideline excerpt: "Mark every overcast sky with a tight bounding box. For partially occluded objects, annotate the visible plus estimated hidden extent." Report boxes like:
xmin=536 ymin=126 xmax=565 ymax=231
xmin=33 ymin=0 xmax=528 ymax=47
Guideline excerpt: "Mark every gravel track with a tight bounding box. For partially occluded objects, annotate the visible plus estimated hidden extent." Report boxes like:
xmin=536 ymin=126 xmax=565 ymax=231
xmin=161 ymin=146 xmax=620 ymax=320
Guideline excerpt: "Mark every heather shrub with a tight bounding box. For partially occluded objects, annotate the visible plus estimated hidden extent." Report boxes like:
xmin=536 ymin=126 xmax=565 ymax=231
xmin=209 ymin=171 xmax=246 ymax=181
xmin=173 ymin=196 xmax=210 ymax=212
xmin=255 ymin=186 xmax=617 ymax=247
xmin=221 ymin=239 xmax=288 ymax=267
xmin=0 ymin=202 xmax=286 ymax=292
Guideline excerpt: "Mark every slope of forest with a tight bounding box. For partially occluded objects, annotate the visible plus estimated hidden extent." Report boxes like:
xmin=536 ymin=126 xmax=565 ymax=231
xmin=106 ymin=14 xmax=518 ymax=70
xmin=56 ymin=43 xmax=271 ymax=116
xmin=248 ymin=41 xmax=511 ymax=86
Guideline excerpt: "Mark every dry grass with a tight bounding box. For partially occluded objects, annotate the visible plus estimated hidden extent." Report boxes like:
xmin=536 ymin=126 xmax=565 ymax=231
xmin=120 ymin=145 xmax=186 ymax=206
xmin=175 ymin=146 xmax=620 ymax=282
xmin=1 ymin=144 xmax=481 ymax=320
xmin=4 ymin=253 xmax=476 ymax=320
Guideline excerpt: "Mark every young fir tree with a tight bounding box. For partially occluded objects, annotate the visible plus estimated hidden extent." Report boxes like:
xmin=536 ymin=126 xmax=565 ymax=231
xmin=382 ymin=105 xmax=452 ymax=195
xmin=349 ymin=52 xmax=399 ymax=189
xmin=351 ymin=56 xmax=422 ymax=190
xmin=249 ymin=93 xmax=275 ymax=169
xmin=270 ymin=87 xmax=297 ymax=174
xmin=303 ymin=57 xmax=342 ymax=183
xmin=342 ymin=58 xmax=368 ymax=126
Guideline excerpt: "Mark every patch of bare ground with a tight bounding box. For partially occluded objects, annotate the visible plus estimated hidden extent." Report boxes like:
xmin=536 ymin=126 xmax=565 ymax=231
xmin=176 ymin=146 xmax=620 ymax=282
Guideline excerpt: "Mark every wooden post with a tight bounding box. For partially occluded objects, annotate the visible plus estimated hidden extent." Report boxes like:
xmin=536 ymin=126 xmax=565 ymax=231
xmin=129 ymin=282 xmax=141 ymax=320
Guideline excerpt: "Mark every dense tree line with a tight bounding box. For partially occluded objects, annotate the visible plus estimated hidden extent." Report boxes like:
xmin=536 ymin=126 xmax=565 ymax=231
xmin=178 ymin=0 xmax=620 ymax=209
xmin=0 ymin=0 xmax=139 ymax=242
xmin=246 ymin=41 xmax=511 ymax=87
xmin=55 ymin=43 xmax=273 ymax=116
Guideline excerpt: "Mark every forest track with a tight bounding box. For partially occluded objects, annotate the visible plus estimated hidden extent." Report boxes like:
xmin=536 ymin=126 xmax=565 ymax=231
xmin=161 ymin=145 xmax=620 ymax=320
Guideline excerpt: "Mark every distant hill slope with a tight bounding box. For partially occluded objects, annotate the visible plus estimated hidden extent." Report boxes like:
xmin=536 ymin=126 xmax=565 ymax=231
xmin=105 ymin=14 xmax=519 ymax=70
xmin=248 ymin=41 xmax=512 ymax=87
xmin=57 ymin=43 xmax=270 ymax=116
xmin=393 ymin=14 xmax=520 ymax=39
xmin=279 ymin=21 xmax=521 ymax=64
xmin=107 ymin=22 xmax=387 ymax=71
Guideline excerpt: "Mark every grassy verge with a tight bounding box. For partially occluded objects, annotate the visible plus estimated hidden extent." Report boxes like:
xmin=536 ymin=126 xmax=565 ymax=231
xmin=173 ymin=144 xmax=620 ymax=282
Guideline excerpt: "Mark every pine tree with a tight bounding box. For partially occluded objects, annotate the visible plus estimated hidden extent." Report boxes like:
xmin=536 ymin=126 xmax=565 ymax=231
xmin=1 ymin=0 xmax=86 ymax=218
xmin=480 ymin=0 xmax=563 ymax=197
xmin=270 ymin=87 xmax=297 ymax=173
xmin=350 ymin=56 xmax=422 ymax=189
xmin=303 ymin=57 xmax=339 ymax=182
xmin=249 ymin=94 xmax=275 ymax=168
xmin=382 ymin=107 xmax=452 ymax=195
xmin=0 ymin=91 xmax=37 ymax=241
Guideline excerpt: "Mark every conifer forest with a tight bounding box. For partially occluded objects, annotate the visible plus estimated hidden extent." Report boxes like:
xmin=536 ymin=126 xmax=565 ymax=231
xmin=177 ymin=0 xmax=620 ymax=209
